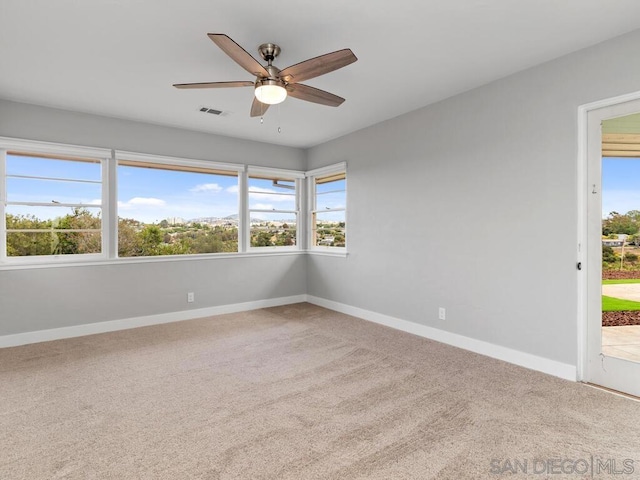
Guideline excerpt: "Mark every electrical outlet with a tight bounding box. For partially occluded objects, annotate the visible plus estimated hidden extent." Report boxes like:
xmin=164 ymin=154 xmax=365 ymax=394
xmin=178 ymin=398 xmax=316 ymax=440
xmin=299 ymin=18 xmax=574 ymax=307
xmin=187 ymin=292 xmax=195 ymax=303
xmin=438 ymin=307 xmax=446 ymax=320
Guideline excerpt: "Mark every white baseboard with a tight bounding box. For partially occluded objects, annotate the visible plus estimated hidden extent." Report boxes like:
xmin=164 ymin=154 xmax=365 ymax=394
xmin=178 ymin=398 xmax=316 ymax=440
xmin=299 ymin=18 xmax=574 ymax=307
xmin=307 ymin=295 xmax=577 ymax=381
xmin=0 ymin=295 xmax=307 ymax=348
xmin=1 ymin=293 xmax=579 ymax=382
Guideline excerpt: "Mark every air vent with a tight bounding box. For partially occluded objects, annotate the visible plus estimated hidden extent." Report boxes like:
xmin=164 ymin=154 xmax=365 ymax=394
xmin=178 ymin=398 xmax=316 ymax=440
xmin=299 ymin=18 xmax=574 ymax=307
xmin=199 ymin=107 xmax=223 ymax=115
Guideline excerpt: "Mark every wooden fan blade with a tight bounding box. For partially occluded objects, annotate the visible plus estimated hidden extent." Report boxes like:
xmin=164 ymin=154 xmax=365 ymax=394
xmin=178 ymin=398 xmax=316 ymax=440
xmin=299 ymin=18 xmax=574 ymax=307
xmin=250 ymin=97 xmax=270 ymax=117
xmin=285 ymin=83 xmax=345 ymax=107
xmin=208 ymin=34 xmax=269 ymax=78
xmin=279 ymin=49 xmax=357 ymax=84
xmin=173 ymin=81 xmax=254 ymax=89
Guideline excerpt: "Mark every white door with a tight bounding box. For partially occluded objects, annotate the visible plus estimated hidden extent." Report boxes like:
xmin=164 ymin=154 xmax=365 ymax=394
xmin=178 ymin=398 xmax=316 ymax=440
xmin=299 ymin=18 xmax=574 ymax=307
xmin=585 ymin=99 xmax=640 ymax=397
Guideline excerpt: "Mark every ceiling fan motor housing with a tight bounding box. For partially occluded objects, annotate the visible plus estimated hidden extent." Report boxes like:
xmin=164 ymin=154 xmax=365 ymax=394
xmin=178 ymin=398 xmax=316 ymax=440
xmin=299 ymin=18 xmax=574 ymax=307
xmin=256 ymin=64 xmax=285 ymax=85
xmin=258 ymin=43 xmax=281 ymax=64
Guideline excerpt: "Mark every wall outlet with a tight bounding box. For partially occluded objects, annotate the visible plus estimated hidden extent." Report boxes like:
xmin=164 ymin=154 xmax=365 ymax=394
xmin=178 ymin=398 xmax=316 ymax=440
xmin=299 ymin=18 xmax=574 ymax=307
xmin=187 ymin=292 xmax=195 ymax=303
xmin=438 ymin=307 xmax=446 ymax=320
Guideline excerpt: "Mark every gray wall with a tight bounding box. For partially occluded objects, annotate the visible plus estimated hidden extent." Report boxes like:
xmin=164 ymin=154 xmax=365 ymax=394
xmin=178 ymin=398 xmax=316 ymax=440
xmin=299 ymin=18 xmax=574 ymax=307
xmin=4 ymin=27 xmax=640 ymax=363
xmin=1 ymin=255 xmax=306 ymax=335
xmin=0 ymin=100 xmax=307 ymax=336
xmin=0 ymin=99 xmax=304 ymax=168
xmin=306 ymin=29 xmax=640 ymax=366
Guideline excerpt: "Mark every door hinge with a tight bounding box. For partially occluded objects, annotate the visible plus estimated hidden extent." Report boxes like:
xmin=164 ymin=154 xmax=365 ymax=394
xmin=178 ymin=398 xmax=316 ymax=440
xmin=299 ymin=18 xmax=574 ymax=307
xmin=577 ymin=262 xmax=582 ymax=271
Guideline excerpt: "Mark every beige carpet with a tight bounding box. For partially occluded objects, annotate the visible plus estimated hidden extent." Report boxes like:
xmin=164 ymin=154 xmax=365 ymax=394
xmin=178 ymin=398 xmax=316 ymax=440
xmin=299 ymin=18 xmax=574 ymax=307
xmin=1 ymin=303 xmax=639 ymax=479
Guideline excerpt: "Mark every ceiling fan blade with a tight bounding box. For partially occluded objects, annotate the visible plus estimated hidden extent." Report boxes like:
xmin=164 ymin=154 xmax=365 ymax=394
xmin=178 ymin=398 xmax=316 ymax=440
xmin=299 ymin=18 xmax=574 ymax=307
xmin=250 ymin=97 xmax=270 ymax=117
xmin=285 ymin=83 xmax=345 ymax=107
xmin=173 ymin=81 xmax=254 ymax=89
xmin=279 ymin=49 xmax=357 ymax=84
xmin=208 ymin=34 xmax=269 ymax=78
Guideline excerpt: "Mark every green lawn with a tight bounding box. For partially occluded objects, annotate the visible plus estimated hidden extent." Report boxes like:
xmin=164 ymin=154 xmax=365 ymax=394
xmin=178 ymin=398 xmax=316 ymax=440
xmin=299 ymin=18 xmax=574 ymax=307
xmin=602 ymin=278 xmax=640 ymax=285
xmin=602 ymin=295 xmax=640 ymax=311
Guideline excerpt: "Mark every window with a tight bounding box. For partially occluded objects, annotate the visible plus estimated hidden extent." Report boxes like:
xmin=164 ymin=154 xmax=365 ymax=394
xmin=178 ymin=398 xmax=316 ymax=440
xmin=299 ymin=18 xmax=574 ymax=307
xmin=116 ymin=153 xmax=241 ymax=256
xmin=247 ymin=168 xmax=302 ymax=249
xmin=1 ymin=140 xmax=110 ymax=262
xmin=308 ymin=163 xmax=346 ymax=249
xmin=1 ymin=137 xmax=348 ymax=267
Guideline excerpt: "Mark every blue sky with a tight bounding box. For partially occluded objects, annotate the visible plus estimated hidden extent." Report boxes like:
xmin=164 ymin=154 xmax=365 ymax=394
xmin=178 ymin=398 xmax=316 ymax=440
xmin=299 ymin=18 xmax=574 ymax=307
xmin=16 ymin=150 xmax=629 ymax=224
xmin=118 ymin=165 xmax=239 ymax=223
xmin=7 ymin=155 xmax=239 ymax=223
xmin=6 ymin=154 xmax=346 ymax=224
xmin=602 ymin=157 xmax=640 ymax=217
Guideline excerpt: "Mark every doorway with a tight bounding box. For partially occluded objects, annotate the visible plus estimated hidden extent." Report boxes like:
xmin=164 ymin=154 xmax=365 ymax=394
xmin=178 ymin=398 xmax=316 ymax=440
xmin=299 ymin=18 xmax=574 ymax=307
xmin=584 ymin=98 xmax=640 ymax=397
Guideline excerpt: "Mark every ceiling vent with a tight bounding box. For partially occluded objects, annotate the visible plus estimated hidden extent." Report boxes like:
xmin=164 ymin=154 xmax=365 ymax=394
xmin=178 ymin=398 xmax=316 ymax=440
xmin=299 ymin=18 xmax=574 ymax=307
xmin=199 ymin=106 xmax=223 ymax=115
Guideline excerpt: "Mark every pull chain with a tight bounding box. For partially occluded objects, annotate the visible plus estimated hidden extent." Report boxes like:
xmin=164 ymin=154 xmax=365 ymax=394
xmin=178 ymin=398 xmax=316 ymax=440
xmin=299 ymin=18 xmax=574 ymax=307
xmin=277 ymin=102 xmax=282 ymax=134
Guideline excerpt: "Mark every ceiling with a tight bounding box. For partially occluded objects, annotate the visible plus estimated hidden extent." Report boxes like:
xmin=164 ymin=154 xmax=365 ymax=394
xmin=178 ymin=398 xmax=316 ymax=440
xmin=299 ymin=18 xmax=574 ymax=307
xmin=2 ymin=1 xmax=640 ymax=149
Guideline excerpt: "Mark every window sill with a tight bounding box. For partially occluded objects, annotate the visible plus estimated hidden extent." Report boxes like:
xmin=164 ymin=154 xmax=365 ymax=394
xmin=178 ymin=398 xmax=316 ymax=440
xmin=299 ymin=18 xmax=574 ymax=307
xmin=307 ymin=249 xmax=348 ymax=258
xmin=0 ymin=250 xmax=307 ymax=270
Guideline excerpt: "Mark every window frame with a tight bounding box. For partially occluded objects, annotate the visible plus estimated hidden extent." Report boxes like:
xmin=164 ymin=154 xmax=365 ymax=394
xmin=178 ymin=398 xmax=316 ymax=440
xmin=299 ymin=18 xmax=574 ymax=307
xmin=246 ymin=166 xmax=304 ymax=252
xmin=114 ymin=151 xmax=244 ymax=258
xmin=0 ymin=137 xmax=111 ymax=265
xmin=0 ymin=137 xmax=349 ymax=269
xmin=306 ymin=162 xmax=347 ymax=254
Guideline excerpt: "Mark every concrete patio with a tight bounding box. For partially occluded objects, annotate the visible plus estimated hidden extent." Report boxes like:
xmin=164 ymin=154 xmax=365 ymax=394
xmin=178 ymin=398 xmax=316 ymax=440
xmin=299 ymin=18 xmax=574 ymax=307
xmin=602 ymin=325 xmax=640 ymax=362
xmin=601 ymin=283 xmax=640 ymax=362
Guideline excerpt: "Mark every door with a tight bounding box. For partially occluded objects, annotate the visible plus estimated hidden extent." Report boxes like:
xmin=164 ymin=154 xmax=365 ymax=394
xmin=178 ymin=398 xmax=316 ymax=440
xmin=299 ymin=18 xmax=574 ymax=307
xmin=586 ymin=99 xmax=640 ymax=397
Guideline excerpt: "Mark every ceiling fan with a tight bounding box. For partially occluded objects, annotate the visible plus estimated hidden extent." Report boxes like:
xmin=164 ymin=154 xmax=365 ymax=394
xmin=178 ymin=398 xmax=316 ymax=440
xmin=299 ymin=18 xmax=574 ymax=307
xmin=173 ymin=34 xmax=357 ymax=117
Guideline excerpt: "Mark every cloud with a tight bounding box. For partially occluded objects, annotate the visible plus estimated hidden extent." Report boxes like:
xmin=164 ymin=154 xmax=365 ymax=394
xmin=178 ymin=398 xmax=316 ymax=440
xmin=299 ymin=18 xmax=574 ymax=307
xmin=119 ymin=197 xmax=166 ymax=209
xmin=191 ymin=183 xmax=222 ymax=193
xmin=226 ymin=185 xmax=292 ymax=202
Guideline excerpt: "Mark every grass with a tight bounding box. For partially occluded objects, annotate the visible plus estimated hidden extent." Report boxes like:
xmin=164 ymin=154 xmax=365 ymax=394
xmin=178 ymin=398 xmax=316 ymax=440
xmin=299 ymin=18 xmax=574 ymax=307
xmin=602 ymin=295 xmax=640 ymax=311
xmin=602 ymin=278 xmax=640 ymax=284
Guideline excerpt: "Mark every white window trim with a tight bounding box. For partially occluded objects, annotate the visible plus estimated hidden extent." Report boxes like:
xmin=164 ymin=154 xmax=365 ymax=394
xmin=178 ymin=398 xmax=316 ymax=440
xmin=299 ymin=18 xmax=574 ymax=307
xmin=0 ymin=138 xmax=350 ymax=268
xmin=115 ymin=150 xmax=244 ymax=173
xmin=0 ymin=149 xmax=6 ymax=260
xmin=306 ymin=162 xmax=347 ymax=254
xmin=0 ymin=138 xmax=111 ymax=265
xmin=246 ymin=166 xmax=303 ymax=252
xmin=115 ymin=150 xmax=243 ymax=257
xmin=247 ymin=165 xmax=306 ymax=180
xmin=0 ymin=136 xmax=112 ymax=160
xmin=306 ymin=162 xmax=347 ymax=179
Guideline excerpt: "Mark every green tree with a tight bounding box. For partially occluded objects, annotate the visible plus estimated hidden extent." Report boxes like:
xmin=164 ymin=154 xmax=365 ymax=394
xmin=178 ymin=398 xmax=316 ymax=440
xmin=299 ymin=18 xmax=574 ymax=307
xmin=139 ymin=225 xmax=163 ymax=256
xmin=6 ymin=214 xmax=53 ymax=256
xmin=118 ymin=217 xmax=143 ymax=257
xmin=603 ymin=245 xmax=617 ymax=264
xmin=54 ymin=208 xmax=101 ymax=254
xmin=602 ymin=211 xmax=640 ymax=236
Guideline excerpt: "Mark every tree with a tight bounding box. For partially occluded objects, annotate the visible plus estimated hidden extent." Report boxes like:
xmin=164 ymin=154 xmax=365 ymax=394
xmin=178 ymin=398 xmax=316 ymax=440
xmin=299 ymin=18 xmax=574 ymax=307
xmin=6 ymin=214 xmax=53 ymax=256
xmin=139 ymin=225 xmax=163 ymax=256
xmin=602 ymin=211 xmax=640 ymax=236
xmin=56 ymin=208 xmax=101 ymax=254
xmin=602 ymin=245 xmax=617 ymax=264
xmin=118 ymin=217 xmax=143 ymax=257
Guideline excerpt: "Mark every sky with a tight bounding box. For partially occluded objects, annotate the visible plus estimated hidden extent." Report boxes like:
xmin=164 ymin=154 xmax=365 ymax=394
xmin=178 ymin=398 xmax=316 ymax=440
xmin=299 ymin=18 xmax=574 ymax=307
xmin=602 ymin=157 xmax=640 ymax=218
xmin=5 ymin=154 xmax=346 ymax=224
xmin=11 ymin=151 xmax=629 ymax=224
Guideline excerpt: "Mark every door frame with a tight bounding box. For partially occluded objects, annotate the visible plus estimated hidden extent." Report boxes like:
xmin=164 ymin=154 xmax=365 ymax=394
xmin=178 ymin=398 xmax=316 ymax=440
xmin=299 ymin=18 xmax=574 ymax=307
xmin=577 ymin=90 xmax=640 ymax=384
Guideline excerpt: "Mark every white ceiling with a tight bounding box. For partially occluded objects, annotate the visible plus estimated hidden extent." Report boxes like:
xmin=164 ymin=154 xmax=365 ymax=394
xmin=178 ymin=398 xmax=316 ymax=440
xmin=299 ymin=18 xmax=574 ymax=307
xmin=2 ymin=1 xmax=640 ymax=149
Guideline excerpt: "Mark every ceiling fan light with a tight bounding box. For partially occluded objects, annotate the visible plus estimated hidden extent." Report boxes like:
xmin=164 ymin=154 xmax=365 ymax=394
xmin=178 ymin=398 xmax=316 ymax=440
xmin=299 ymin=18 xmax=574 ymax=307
xmin=255 ymin=83 xmax=287 ymax=105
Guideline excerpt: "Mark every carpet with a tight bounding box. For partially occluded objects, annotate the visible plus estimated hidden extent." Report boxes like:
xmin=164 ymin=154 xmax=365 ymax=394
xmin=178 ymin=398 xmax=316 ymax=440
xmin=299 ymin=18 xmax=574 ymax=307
xmin=1 ymin=303 xmax=639 ymax=479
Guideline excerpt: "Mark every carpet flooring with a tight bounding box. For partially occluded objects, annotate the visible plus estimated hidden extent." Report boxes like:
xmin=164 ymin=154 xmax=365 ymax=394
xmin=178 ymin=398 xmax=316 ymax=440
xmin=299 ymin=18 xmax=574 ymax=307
xmin=1 ymin=303 xmax=639 ymax=479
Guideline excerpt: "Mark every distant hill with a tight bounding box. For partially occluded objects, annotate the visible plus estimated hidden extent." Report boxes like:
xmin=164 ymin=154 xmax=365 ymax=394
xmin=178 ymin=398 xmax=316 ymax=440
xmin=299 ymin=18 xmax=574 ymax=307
xmin=186 ymin=214 xmax=297 ymax=225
